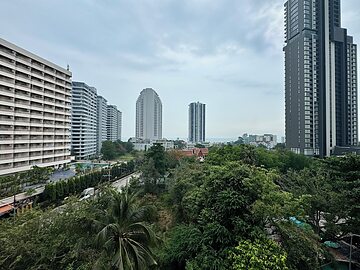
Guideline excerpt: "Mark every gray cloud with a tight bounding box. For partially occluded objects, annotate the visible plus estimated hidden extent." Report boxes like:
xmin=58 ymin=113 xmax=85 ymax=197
xmin=0 ymin=0 xmax=359 ymax=139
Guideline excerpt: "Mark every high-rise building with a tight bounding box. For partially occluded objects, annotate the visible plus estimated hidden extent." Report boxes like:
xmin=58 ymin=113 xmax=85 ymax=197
xmin=117 ymin=109 xmax=122 ymax=141
xmin=0 ymin=38 xmax=72 ymax=175
xmin=97 ymin=95 xmax=107 ymax=154
xmin=71 ymin=82 xmax=97 ymax=160
xmin=135 ymin=88 xmax=162 ymax=141
xmin=284 ymin=0 xmax=358 ymax=157
xmin=107 ymin=105 xmax=122 ymax=142
xmin=188 ymin=102 xmax=206 ymax=143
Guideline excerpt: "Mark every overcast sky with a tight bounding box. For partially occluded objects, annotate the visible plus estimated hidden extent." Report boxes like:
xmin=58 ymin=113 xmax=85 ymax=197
xmin=1 ymin=0 xmax=359 ymax=141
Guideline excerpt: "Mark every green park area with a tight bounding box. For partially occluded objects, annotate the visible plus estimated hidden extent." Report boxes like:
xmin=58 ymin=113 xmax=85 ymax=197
xmin=0 ymin=144 xmax=359 ymax=269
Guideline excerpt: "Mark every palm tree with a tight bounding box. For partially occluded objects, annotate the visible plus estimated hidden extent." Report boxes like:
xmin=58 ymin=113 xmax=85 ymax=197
xmin=95 ymin=189 xmax=158 ymax=270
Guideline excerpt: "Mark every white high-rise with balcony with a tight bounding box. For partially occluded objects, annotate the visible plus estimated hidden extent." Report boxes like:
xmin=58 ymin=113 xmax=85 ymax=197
xmin=0 ymin=38 xmax=72 ymax=176
xmin=107 ymin=105 xmax=122 ymax=142
xmin=135 ymin=88 xmax=162 ymax=141
xmin=71 ymin=82 xmax=98 ymax=160
xmin=97 ymin=95 xmax=107 ymax=153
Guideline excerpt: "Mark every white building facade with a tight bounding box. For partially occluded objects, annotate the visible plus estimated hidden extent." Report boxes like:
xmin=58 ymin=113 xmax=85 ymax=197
xmin=0 ymin=38 xmax=72 ymax=175
xmin=242 ymin=133 xmax=278 ymax=149
xmin=107 ymin=105 xmax=122 ymax=142
xmin=135 ymin=88 xmax=162 ymax=141
xmin=97 ymin=95 xmax=107 ymax=154
xmin=71 ymin=82 xmax=97 ymax=160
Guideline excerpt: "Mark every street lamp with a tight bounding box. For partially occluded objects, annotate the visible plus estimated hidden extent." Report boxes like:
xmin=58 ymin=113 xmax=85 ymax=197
xmin=348 ymin=233 xmax=360 ymax=270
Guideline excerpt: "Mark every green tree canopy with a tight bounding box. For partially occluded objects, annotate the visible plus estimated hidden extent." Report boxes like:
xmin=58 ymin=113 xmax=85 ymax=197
xmin=228 ymin=239 xmax=289 ymax=270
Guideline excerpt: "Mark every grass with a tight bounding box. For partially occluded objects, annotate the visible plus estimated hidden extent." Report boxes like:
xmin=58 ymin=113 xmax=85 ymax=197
xmin=115 ymin=153 xmax=135 ymax=162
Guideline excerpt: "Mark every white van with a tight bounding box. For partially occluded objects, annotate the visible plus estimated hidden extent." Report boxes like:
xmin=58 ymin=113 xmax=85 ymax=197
xmin=79 ymin=187 xmax=95 ymax=201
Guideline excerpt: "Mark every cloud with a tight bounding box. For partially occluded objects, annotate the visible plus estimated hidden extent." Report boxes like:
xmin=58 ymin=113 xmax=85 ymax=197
xmin=0 ymin=0 xmax=358 ymax=140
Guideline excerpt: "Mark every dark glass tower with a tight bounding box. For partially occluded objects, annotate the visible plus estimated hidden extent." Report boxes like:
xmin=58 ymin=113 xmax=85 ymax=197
xmin=188 ymin=102 xmax=206 ymax=143
xmin=284 ymin=0 xmax=358 ymax=157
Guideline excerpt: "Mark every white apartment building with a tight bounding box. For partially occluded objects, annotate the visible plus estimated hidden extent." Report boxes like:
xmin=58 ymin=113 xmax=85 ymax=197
xmin=135 ymin=88 xmax=162 ymax=140
xmin=97 ymin=95 xmax=107 ymax=154
xmin=117 ymin=109 xmax=122 ymax=141
xmin=0 ymin=38 xmax=72 ymax=176
xmin=107 ymin=105 xmax=122 ymax=142
xmin=71 ymin=82 xmax=98 ymax=160
xmin=242 ymin=133 xmax=278 ymax=149
xmin=129 ymin=137 xmax=174 ymax=151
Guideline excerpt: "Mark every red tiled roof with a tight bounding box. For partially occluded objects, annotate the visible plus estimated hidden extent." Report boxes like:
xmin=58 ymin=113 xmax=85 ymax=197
xmin=180 ymin=148 xmax=209 ymax=158
xmin=0 ymin=204 xmax=13 ymax=215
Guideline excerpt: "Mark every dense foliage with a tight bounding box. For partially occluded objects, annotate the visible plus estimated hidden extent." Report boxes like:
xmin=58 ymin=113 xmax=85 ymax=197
xmin=228 ymin=239 xmax=289 ymax=270
xmin=1 ymin=144 xmax=360 ymax=269
xmin=0 ymin=189 xmax=157 ymax=270
xmin=0 ymin=166 xmax=52 ymax=199
xmin=101 ymin=140 xmax=134 ymax=160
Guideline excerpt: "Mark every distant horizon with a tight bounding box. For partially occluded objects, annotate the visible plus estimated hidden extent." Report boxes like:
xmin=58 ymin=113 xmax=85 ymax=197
xmin=133 ymin=136 xmax=284 ymax=144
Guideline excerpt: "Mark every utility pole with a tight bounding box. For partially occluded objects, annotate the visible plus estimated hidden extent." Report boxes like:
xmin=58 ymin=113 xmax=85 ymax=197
xmin=349 ymin=233 xmax=353 ymax=270
xmin=13 ymin=194 xmax=16 ymax=218
xmin=348 ymin=233 xmax=360 ymax=270
xmin=108 ymin=162 xmax=111 ymax=181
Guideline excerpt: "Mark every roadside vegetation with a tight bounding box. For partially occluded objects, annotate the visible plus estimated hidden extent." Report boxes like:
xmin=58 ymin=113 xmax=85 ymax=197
xmin=0 ymin=166 xmax=52 ymax=199
xmin=101 ymin=140 xmax=135 ymax=161
xmin=0 ymin=144 xmax=359 ymax=269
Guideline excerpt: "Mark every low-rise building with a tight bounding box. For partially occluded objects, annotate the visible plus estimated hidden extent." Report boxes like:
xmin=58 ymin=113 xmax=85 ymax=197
xmin=129 ymin=138 xmax=174 ymax=151
xmin=242 ymin=133 xmax=278 ymax=149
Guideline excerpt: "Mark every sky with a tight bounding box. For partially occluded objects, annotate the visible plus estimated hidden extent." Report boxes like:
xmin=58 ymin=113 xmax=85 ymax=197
xmin=1 ymin=0 xmax=359 ymax=141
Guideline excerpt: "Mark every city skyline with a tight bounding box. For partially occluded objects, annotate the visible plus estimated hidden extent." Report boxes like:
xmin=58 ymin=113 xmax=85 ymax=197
xmin=1 ymin=1 xmax=359 ymax=140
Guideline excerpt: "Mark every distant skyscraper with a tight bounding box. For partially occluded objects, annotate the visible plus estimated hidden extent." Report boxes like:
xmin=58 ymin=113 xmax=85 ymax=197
xmin=135 ymin=88 xmax=162 ymax=140
xmin=107 ymin=105 xmax=122 ymax=142
xmin=117 ymin=110 xmax=122 ymax=141
xmin=188 ymin=102 xmax=206 ymax=143
xmin=97 ymin=95 xmax=108 ymax=153
xmin=71 ymin=82 xmax=98 ymax=160
xmin=284 ymin=0 xmax=358 ymax=157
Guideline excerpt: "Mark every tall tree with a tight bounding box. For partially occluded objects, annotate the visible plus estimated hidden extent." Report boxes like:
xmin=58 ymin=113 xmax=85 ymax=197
xmin=145 ymin=143 xmax=167 ymax=177
xmin=102 ymin=141 xmax=117 ymax=160
xmin=95 ymin=190 xmax=158 ymax=270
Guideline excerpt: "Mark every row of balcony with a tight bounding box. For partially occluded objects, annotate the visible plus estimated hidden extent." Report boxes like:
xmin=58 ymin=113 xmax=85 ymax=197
xmin=0 ymin=155 xmax=71 ymax=170
xmin=0 ymin=47 xmax=71 ymax=81
xmin=0 ymin=93 xmax=70 ymax=109
xmin=0 ymin=72 xmax=71 ymax=97
xmin=0 ymin=90 xmax=69 ymax=106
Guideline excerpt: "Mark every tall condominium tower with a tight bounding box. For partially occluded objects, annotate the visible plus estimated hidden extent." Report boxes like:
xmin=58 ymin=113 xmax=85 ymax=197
xmin=117 ymin=109 xmax=122 ymax=141
xmin=135 ymin=88 xmax=162 ymax=141
xmin=0 ymin=38 xmax=72 ymax=175
xmin=284 ymin=0 xmax=358 ymax=157
xmin=97 ymin=95 xmax=107 ymax=153
xmin=188 ymin=102 xmax=206 ymax=143
xmin=71 ymin=82 xmax=97 ymax=160
xmin=107 ymin=105 xmax=122 ymax=142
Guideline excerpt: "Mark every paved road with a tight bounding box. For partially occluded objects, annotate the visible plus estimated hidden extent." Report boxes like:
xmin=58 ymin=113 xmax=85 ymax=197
xmin=112 ymin=173 xmax=140 ymax=191
xmin=0 ymin=172 xmax=139 ymax=208
xmin=0 ymin=186 xmax=45 ymax=208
